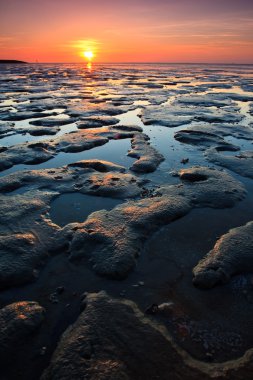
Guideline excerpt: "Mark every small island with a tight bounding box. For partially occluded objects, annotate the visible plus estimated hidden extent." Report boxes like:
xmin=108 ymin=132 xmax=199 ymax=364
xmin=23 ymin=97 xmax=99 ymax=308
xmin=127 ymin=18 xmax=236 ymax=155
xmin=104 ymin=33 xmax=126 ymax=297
xmin=0 ymin=60 xmax=27 ymax=64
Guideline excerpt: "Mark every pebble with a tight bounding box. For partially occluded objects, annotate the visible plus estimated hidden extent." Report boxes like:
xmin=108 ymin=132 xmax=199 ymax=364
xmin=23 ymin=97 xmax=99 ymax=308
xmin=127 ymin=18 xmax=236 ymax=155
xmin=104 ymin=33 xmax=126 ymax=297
xmin=40 ymin=346 xmax=47 ymax=356
xmin=56 ymin=286 xmax=65 ymax=294
xmin=145 ymin=304 xmax=159 ymax=315
xmin=49 ymin=293 xmax=59 ymax=304
xmin=80 ymin=292 xmax=88 ymax=301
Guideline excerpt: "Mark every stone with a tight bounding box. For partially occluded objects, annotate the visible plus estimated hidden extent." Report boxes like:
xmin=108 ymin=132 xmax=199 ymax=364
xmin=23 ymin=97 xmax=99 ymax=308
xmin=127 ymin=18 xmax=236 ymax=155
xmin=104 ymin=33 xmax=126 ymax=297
xmin=0 ymin=161 xmax=145 ymax=288
xmin=205 ymin=148 xmax=253 ymax=179
xmin=160 ymin=166 xmax=246 ymax=209
xmin=141 ymin=103 xmax=243 ymax=127
xmin=193 ymin=221 xmax=253 ymax=289
xmin=29 ymin=117 xmax=77 ymax=127
xmin=76 ymin=116 xmax=119 ymax=129
xmin=177 ymin=123 xmax=253 ymax=142
xmin=174 ymin=130 xmax=237 ymax=148
xmin=128 ymin=133 xmax=164 ymax=173
xmin=0 ymin=301 xmax=45 ymax=358
xmin=58 ymin=167 xmax=245 ymax=279
xmin=42 ymin=292 xmax=253 ymax=380
xmin=0 ymin=191 xmax=57 ymax=288
xmin=0 ymin=125 xmax=142 ymax=172
xmin=0 ymin=111 xmax=58 ymax=122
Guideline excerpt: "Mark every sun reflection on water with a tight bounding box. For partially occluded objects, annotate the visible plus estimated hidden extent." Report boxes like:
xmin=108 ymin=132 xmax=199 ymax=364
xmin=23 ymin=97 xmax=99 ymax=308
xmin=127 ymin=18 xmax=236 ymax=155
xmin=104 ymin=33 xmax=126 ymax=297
xmin=87 ymin=62 xmax=92 ymax=72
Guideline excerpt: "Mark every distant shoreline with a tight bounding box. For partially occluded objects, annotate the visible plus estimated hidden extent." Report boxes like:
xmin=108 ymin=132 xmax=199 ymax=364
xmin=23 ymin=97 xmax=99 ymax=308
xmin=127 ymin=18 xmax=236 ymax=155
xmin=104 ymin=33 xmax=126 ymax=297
xmin=0 ymin=60 xmax=27 ymax=64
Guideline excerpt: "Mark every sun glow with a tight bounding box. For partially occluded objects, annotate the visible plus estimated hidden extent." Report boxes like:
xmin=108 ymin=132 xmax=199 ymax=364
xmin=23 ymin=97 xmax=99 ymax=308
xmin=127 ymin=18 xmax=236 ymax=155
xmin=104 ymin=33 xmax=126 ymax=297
xmin=83 ymin=51 xmax=94 ymax=61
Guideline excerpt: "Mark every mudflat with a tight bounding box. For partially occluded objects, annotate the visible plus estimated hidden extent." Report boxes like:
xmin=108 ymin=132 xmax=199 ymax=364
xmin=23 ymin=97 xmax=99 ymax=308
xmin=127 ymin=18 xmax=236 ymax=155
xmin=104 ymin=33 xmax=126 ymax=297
xmin=0 ymin=63 xmax=253 ymax=380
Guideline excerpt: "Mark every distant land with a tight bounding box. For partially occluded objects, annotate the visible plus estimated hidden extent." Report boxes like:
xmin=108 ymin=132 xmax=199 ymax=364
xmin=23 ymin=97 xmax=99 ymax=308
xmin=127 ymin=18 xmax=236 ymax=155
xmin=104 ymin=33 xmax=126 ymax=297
xmin=0 ymin=60 xmax=27 ymax=64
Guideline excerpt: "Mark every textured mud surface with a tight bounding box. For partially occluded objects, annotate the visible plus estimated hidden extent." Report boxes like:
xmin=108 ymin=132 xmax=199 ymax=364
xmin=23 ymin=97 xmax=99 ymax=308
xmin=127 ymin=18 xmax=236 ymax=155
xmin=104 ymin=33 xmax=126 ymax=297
xmin=42 ymin=292 xmax=253 ymax=380
xmin=193 ymin=221 xmax=253 ymax=288
xmin=0 ymin=63 xmax=253 ymax=380
xmin=205 ymin=148 xmax=253 ymax=179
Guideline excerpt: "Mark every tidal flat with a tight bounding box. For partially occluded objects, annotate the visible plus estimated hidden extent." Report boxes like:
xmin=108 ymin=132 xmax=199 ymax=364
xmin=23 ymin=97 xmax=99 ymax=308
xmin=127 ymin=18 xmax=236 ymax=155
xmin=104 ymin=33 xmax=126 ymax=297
xmin=1 ymin=63 xmax=253 ymax=380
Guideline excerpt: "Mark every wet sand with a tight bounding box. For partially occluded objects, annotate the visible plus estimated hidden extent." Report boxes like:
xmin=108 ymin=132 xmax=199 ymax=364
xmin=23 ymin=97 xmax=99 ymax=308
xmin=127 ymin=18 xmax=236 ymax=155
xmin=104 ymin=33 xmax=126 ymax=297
xmin=0 ymin=63 xmax=253 ymax=379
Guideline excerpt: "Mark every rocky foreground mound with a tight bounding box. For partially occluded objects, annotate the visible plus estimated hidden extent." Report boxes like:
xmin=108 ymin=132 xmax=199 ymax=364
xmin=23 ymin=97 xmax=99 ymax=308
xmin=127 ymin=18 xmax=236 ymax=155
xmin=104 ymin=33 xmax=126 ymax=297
xmin=41 ymin=292 xmax=253 ymax=380
xmin=193 ymin=221 xmax=253 ymax=289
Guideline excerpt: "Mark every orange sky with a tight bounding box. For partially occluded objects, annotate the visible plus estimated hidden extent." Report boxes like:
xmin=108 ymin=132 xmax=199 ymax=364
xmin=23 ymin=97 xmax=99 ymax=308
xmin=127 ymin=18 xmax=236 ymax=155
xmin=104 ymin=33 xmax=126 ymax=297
xmin=1 ymin=0 xmax=253 ymax=63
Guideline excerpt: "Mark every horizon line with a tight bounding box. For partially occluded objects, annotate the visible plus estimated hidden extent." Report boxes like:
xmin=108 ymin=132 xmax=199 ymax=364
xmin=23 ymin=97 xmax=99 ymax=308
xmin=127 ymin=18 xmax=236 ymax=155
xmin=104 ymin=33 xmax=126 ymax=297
xmin=4 ymin=61 xmax=253 ymax=65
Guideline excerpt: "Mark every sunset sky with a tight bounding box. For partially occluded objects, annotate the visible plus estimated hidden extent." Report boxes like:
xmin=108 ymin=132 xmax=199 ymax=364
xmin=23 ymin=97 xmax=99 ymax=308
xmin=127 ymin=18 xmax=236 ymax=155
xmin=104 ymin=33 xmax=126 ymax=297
xmin=1 ymin=0 xmax=253 ymax=63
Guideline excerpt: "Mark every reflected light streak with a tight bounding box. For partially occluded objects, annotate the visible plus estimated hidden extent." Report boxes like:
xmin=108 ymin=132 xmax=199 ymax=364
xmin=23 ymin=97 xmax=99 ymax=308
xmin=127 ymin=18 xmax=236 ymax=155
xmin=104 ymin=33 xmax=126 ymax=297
xmin=86 ymin=62 xmax=92 ymax=71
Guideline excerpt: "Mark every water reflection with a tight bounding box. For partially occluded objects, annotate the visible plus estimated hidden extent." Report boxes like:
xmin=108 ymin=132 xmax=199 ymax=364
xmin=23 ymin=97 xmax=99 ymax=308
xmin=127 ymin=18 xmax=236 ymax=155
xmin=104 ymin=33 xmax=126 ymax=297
xmin=50 ymin=193 xmax=122 ymax=226
xmin=87 ymin=62 xmax=92 ymax=72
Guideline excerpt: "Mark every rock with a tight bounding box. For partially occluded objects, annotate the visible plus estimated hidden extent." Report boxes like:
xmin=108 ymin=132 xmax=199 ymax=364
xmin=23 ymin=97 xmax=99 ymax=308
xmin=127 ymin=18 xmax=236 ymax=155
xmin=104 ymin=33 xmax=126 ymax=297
xmin=0 ymin=301 xmax=45 ymax=358
xmin=0 ymin=161 xmax=144 ymax=199
xmin=40 ymin=346 xmax=47 ymax=356
xmin=41 ymin=292 xmax=253 ymax=380
xmin=0 ymin=141 xmax=55 ymax=169
xmin=178 ymin=123 xmax=253 ymax=142
xmin=141 ymin=103 xmax=243 ymax=127
xmin=0 ymin=160 xmax=148 ymax=288
xmin=249 ymin=103 xmax=253 ymax=115
xmin=80 ymin=292 xmax=88 ymax=301
xmin=68 ymin=159 xmax=126 ymax=173
xmin=193 ymin=221 xmax=253 ymax=289
xmin=195 ymin=112 xmax=243 ymax=124
xmin=56 ymin=286 xmax=65 ymax=294
xmin=160 ymin=166 xmax=246 ymax=209
xmin=145 ymin=303 xmax=159 ymax=315
xmin=56 ymin=167 xmax=246 ymax=279
xmin=49 ymin=293 xmax=59 ymax=304
xmin=76 ymin=116 xmax=119 ymax=129
xmin=211 ymin=92 xmax=253 ymax=102
xmin=142 ymin=105 xmax=193 ymax=127
xmin=177 ymin=94 xmax=233 ymax=107
xmin=26 ymin=125 xmax=61 ymax=136
xmin=66 ymin=103 xmax=129 ymax=118
xmin=29 ymin=117 xmax=77 ymax=127
xmin=128 ymin=133 xmax=164 ymax=173
xmin=0 ymin=121 xmax=15 ymax=137
xmin=175 ymin=130 xmax=237 ymax=149
xmin=41 ymin=292 xmax=201 ymax=380
xmin=0 ymin=123 xmax=139 ymax=172
xmin=62 ymin=193 xmax=191 ymax=279
xmin=157 ymin=302 xmax=174 ymax=313
xmin=112 ymin=124 xmax=143 ymax=132
xmin=54 ymin=131 xmax=109 ymax=154
xmin=0 ymin=192 xmax=56 ymax=289
xmin=0 ymin=118 xmax=148 ymax=172
xmin=0 ymin=111 xmax=58 ymax=122
xmin=205 ymin=148 xmax=253 ymax=179
xmin=0 ymin=232 xmax=41 ymax=287
xmin=0 ymin=161 xmax=146 ymax=289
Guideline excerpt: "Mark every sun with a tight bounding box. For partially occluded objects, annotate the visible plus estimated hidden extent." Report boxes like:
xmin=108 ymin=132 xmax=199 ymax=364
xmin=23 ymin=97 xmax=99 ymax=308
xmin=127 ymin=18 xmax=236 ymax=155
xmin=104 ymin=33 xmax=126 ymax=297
xmin=83 ymin=51 xmax=94 ymax=61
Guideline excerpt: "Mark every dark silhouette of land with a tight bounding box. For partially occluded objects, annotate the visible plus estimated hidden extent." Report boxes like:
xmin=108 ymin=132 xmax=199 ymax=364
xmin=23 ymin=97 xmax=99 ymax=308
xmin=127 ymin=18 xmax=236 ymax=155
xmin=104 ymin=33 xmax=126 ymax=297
xmin=0 ymin=60 xmax=27 ymax=64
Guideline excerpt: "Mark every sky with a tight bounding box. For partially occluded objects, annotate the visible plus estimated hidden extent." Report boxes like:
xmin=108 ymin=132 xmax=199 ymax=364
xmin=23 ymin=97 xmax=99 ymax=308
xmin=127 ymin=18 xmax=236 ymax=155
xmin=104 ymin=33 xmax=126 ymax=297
xmin=1 ymin=0 xmax=253 ymax=63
